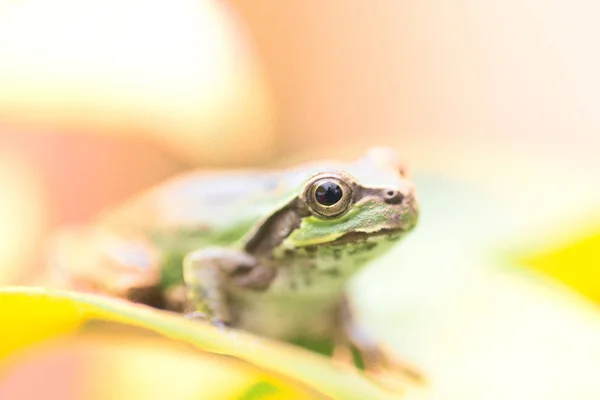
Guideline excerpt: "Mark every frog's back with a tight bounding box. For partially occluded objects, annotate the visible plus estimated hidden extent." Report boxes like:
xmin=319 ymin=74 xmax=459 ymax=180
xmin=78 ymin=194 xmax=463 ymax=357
xmin=100 ymin=170 xmax=286 ymax=237
xmin=98 ymin=160 xmax=356 ymax=245
xmin=84 ymin=169 xmax=294 ymax=288
xmin=43 ymin=169 xmax=287 ymax=295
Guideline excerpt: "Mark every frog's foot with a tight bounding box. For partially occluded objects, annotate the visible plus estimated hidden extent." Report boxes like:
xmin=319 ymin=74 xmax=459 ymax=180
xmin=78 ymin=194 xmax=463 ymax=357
xmin=337 ymin=297 xmax=426 ymax=386
xmin=353 ymin=342 xmax=425 ymax=384
xmin=184 ymin=311 xmax=210 ymax=321
xmin=184 ymin=311 xmax=230 ymax=333
xmin=183 ymin=248 xmax=276 ymax=325
xmin=332 ymin=340 xmax=424 ymax=384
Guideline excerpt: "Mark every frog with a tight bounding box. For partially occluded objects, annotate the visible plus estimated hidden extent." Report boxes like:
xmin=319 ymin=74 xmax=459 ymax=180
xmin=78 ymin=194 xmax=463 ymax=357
xmin=44 ymin=146 xmax=420 ymax=379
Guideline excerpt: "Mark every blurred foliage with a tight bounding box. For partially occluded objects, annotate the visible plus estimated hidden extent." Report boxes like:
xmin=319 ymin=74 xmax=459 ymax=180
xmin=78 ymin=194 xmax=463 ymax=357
xmin=522 ymin=229 xmax=600 ymax=304
xmin=0 ymin=287 xmax=406 ymax=400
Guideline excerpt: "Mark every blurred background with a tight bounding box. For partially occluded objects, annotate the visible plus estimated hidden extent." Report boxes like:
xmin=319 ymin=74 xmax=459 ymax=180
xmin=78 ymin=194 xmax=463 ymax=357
xmin=2 ymin=0 xmax=600 ymax=399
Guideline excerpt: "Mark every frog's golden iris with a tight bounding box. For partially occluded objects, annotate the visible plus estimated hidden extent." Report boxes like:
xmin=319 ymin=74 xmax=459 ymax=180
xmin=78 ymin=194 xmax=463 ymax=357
xmin=303 ymin=173 xmax=354 ymax=219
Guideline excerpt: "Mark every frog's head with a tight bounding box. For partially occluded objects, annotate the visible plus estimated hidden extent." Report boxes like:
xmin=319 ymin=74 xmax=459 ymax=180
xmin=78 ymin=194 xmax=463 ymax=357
xmin=286 ymin=147 xmax=419 ymax=249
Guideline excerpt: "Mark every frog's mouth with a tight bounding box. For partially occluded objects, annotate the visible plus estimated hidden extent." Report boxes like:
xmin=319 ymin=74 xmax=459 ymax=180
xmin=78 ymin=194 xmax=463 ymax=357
xmin=327 ymin=228 xmax=408 ymax=246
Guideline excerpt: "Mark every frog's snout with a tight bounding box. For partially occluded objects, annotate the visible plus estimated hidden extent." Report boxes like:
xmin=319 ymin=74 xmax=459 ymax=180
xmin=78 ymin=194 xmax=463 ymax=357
xmin=404 ymin=193 xmax=420 ymax=229
xmin=394 ymin=181 xmax=419 ymax=229
xmin=381 ymin=184 xmax=419 ymax=228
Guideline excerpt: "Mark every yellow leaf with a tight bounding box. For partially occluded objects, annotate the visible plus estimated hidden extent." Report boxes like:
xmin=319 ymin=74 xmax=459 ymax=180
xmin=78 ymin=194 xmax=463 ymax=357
xmin=0 ymin=287 xmax=405 ymax=400
xmin=522 ymin=229 xmax=600 ymax=303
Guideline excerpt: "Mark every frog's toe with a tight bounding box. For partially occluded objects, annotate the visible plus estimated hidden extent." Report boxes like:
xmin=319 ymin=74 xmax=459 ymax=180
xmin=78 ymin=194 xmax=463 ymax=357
xmin=359 ymin=344 xmax=426 ymax=385
xmin=184 ymin=311 xmax=230 ymax=332
xmin=184 ymin=311 xmax=210 ymax=321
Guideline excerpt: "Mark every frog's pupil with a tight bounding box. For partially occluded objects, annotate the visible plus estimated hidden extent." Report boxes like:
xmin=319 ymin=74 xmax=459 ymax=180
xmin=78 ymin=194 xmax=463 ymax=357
xmin=315 ymin=182 xmax=343 ymax=206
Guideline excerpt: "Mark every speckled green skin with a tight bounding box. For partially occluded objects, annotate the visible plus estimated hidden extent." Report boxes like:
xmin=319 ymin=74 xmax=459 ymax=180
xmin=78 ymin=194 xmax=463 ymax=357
xmin=69 ymin=148 xmax=418 ymax=341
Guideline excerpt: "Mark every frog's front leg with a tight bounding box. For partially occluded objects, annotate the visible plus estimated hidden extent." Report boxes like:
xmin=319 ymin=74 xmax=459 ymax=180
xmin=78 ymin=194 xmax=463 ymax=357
xmin=183 ymin=248 xmax=275 ymax=326
xmin=336 ymin=296 xmax=425 ymax=384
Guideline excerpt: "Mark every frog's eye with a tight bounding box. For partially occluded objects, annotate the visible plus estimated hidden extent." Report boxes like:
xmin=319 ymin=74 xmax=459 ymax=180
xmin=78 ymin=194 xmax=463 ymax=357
xmin=305 ymin=176 xmax=353 ymax=218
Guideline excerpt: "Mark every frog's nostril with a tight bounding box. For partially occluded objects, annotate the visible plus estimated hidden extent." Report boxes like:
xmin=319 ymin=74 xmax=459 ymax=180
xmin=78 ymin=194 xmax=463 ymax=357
xmin=384 ymin=189 xmax=404 ymax=204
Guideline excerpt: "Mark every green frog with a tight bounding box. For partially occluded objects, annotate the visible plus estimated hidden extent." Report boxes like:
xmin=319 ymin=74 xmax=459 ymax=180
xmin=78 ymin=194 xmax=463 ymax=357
xmin=46 ymin=147 xmax=419 ymax=377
